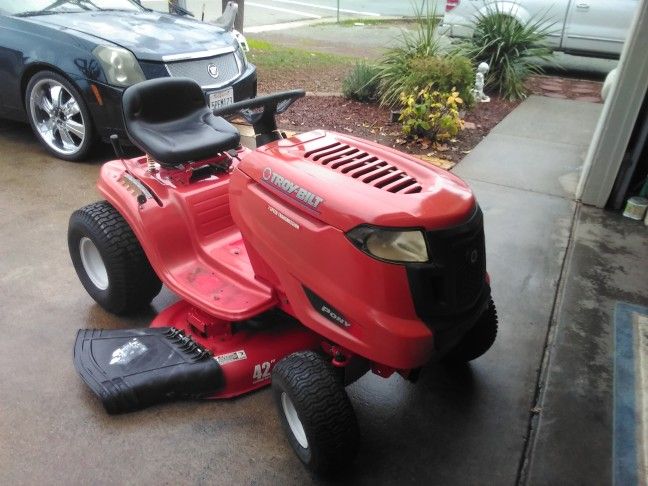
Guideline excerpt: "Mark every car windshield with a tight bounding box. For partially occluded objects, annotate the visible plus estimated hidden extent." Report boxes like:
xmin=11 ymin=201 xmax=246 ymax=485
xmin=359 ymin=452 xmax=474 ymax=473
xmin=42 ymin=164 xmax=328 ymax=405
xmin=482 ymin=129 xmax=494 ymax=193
xmin=4 ymin=0 xmax=144 ymax=16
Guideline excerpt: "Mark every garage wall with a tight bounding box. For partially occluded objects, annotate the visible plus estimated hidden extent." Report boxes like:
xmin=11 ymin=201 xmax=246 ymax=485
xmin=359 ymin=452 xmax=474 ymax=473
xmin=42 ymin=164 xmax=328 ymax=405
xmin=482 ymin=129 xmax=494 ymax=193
xmin=577 ymin=0 xmax=648 ymax=207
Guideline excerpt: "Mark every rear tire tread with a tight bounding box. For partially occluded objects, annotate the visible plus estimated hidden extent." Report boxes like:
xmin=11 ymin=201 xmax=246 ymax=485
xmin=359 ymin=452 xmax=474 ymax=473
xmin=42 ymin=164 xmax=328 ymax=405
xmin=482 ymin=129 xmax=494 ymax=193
xmin=68 ymin=201 xmax=161 ymax=314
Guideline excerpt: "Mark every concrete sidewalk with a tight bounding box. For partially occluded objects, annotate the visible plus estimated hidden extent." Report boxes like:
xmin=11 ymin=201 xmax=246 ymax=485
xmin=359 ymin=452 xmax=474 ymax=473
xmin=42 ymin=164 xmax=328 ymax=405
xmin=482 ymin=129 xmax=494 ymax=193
xmin=142 ymin=0 xmax=417 ymax=28
xmin=454 ymin=95 xmax=648 ymax=484
xmin=454 ymin=96 xmax=602 ymax=199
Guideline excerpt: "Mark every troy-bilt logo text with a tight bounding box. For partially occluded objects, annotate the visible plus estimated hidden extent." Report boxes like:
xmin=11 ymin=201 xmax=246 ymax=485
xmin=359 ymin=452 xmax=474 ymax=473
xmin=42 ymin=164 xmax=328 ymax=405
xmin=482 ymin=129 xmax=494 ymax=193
xmin=262 ymin=167 xmax=324 ymax=210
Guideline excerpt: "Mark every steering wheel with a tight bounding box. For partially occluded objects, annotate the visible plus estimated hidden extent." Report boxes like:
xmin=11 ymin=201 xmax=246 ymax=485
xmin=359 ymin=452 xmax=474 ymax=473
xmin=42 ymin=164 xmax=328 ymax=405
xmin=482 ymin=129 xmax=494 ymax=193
xmin=213 ymin=89 xmax=305 ymax=123
xmin=213 ymin=90 xmax=305 ymax=147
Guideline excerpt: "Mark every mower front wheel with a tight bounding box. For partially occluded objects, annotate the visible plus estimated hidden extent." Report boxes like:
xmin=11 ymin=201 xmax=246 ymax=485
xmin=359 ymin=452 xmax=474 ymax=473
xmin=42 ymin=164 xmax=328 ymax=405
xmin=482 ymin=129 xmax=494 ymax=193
xmin=272 ymin=351 xmax=359 ymax=475
xmin=68 ymin=201 xmax=162 ymax=314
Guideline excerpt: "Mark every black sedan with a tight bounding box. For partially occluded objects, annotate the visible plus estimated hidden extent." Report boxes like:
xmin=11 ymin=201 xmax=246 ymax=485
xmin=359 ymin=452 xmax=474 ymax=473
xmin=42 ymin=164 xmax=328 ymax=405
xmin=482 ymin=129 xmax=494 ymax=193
xmin=0 ymin=1 xmax=257 ymax=160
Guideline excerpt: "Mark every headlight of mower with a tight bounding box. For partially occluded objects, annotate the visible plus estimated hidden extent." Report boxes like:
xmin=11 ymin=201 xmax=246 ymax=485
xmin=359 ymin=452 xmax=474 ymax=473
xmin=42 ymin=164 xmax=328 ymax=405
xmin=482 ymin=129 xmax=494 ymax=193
xmin=347 ymin=226 xmax=429 ymax=263
xmin=93 ymin=46 xmax=146 ymax=87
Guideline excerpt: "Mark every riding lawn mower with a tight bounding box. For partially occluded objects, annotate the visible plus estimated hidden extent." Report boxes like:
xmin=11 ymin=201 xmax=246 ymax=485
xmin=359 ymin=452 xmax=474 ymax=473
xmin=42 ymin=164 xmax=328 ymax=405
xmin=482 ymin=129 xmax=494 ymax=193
xmin=69 ymin=77 xmax=498 ymax=475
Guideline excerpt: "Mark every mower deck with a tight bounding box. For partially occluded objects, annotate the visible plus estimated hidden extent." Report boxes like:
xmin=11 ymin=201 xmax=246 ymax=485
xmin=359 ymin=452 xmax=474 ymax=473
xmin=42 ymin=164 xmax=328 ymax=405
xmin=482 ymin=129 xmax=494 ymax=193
xmin=150 ymin=301 xmax=322 ymax=399
xmin=75 ymin=302 xmax=322 ymax=412
xmin=74 ymin=327 xmax=224 ymax=414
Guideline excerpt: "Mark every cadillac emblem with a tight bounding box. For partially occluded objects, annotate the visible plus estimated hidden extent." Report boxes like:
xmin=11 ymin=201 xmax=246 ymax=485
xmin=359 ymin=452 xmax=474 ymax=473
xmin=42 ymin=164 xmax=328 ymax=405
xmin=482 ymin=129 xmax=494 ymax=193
xmin=207 ymin=64 xmax=219 ymax=79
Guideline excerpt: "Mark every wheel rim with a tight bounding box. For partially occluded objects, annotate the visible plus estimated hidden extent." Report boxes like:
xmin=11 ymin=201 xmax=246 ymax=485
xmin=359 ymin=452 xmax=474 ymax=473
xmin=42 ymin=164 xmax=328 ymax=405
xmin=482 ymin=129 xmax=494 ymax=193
xmin=79 ymin=237 xmax=108 ymax=290
xmin=281 ymin=392 xmax=308 ymax=449
xmin=29 ymin=78 xmax=86 ymax=156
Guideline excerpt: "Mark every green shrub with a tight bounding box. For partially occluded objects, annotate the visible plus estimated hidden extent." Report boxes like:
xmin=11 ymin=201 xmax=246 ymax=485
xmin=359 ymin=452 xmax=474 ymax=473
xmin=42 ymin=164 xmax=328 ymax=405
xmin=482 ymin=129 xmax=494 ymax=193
xmin=405 ymin=55 xmax=475 ymax=107
xmin=342 ymin=62 xmax=381 ymax=102
xmin=399 ymin=86 xmax=464 ymax=141
xmin=459 ymin=6 xmax=554 ymax=100
xmin=378 ymin=53 xmax=475 ymax=108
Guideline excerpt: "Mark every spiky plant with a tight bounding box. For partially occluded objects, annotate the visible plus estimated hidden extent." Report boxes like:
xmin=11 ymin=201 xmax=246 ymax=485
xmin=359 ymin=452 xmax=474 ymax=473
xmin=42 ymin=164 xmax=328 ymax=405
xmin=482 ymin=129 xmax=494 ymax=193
xmin=375 ymin=1 xmax=442 ymax=106
xmin=342 ymin=62 xmax=381 ymax=102
xmin=460 ymin=5 xmax=554 ymax=100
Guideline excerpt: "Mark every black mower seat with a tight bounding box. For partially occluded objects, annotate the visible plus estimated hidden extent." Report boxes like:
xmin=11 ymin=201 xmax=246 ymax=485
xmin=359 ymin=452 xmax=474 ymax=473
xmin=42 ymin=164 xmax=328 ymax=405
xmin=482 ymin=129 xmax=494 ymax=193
xmin=122 ymin=78 xmax=240 ymax=166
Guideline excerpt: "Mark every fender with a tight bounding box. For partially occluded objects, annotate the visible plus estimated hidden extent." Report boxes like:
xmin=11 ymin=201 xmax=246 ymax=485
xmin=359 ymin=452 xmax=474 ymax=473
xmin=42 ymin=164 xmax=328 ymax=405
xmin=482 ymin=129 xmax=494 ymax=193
xmin=476 ymin=1 xmax=565 ymax=46
xmin=476 ymin=1 xmax=531 ymax=24
xmin=442 ymin=1 xmax=531 ymax=39
xmin=0 ymin=15 xmax=118 ymax=118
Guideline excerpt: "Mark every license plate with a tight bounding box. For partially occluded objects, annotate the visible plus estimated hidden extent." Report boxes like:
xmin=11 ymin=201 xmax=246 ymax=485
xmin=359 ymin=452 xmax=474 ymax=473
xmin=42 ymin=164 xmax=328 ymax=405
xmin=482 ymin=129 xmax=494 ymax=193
xmin=209 ymin=88 xmax=234 ymax=110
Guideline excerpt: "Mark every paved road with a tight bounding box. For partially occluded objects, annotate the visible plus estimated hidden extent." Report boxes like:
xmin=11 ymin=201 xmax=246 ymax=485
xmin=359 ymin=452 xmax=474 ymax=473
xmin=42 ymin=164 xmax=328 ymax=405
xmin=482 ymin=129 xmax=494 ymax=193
xmin=141 ymin=0 xmax=436 ymax=27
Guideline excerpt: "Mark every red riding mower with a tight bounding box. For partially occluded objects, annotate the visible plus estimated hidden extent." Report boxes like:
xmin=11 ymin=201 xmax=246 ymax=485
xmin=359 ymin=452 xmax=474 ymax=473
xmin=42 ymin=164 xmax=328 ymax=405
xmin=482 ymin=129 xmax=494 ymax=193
xmin=69 ymin=78 xmax=498 ymax=475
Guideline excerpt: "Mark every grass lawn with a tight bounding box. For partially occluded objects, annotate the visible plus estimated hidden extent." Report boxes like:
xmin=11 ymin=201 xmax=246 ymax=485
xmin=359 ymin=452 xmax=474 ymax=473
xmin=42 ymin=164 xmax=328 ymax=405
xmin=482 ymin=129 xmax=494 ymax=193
xmin=247 ymin=38 xmax=356 ymax=93
xmin=247 ymin=38 xmax=355 ymax=70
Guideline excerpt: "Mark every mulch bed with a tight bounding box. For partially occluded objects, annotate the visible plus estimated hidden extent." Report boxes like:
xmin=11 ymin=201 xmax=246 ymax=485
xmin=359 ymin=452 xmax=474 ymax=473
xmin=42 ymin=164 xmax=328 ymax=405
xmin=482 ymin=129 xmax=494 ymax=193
xmin=264 ymin=73 xmax=603 ymax=168
xmin=256 ymin=65 xmax=350 ymax=95
xmin=277 ymin=95 xmax=520 ymax=166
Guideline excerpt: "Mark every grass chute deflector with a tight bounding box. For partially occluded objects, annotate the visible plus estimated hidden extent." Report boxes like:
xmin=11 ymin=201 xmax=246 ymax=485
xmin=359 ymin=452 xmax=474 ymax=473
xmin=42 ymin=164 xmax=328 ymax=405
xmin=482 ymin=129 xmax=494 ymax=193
xmin=69 ymin=77 xmax=498 ymax=476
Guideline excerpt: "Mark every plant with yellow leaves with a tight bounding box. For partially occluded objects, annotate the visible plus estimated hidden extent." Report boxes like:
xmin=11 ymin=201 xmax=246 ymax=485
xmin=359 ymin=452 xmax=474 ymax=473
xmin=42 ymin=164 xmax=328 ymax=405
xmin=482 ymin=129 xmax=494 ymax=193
xmin=399 ymin=86 xmax=464 ymax=141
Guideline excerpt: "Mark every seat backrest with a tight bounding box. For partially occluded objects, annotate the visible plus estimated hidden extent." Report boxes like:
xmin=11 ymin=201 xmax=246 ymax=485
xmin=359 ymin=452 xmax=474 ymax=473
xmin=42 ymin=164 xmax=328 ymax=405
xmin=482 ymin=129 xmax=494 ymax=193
xmin=121 ymin=78 xmax=241 ymax=166
xmin=122 ymin=77 xmax=206 ymax=125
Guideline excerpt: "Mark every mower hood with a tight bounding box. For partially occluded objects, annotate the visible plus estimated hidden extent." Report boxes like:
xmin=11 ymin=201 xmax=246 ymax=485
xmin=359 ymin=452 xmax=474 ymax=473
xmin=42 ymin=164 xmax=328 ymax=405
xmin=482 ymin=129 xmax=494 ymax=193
xmin=237 ymin=131 xmax=476 ymax=232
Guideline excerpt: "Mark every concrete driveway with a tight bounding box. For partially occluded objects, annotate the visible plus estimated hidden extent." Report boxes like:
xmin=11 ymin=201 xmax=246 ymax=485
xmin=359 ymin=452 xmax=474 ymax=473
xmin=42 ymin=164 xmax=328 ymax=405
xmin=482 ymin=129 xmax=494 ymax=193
xmin=0 ymin=124 xmax=540 ymax=484
xmin=0 ymin=94 xmax=600 ymax=486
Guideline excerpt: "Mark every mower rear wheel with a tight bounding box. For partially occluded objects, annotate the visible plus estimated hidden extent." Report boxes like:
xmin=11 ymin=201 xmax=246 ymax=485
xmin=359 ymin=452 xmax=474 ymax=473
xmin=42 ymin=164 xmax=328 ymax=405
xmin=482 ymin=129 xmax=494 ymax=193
xmin=68 ymin=201 xmax=162 ymax=314
xmin=444 ymin=300 xmax=498 ymax=363
xmin=272 ymin=351 xmax=359 ymax=475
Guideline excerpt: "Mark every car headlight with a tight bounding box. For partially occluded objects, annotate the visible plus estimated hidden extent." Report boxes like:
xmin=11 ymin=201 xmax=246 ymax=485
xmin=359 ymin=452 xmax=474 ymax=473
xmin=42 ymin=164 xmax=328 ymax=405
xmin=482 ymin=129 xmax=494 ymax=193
xmin=235 ymin=44 xmax=248 ymax=68
xmin=232 ymin=29 xmax=249 ymax=52
xmin=347 ymin=226 xmax=429 ymax=263
xmin=93 ymin=46 xmax=145 ymax=87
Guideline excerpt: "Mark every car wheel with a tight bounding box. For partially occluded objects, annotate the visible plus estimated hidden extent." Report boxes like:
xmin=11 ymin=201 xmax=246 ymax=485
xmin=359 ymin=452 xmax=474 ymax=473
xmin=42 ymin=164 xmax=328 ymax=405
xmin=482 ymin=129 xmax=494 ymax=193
xmin=25 ymin=70 xmax=95 ymax=161
xmin=444 ymin=300 xmax=498 ymax=363
xmin=68 ymin=201 xmax=162 ymax=315
xmin=272 ymin=351 xmax=359 ymax=476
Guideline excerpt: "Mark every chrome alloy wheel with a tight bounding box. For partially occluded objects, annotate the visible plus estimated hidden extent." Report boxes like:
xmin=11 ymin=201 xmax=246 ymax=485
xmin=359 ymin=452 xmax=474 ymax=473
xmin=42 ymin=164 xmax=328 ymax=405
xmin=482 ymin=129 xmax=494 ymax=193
xmin=29 ymin=79 xmax=86 ymax=156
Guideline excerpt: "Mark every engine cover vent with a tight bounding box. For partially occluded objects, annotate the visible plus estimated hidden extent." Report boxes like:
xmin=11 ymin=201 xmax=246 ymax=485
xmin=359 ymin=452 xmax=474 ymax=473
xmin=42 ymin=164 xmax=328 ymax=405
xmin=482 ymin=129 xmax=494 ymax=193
xmin=304 ymin=141 xmax=422 ymax=194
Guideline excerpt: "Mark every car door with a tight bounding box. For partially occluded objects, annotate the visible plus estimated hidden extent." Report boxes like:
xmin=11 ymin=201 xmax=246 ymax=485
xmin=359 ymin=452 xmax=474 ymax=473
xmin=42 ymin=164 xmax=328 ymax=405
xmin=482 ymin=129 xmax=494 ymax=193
xmin=463 ymin=0 xmax=570 ymax=49
xmin=563 ymin=0 xmax=639 ymax=57
xmin=519 ymin=0 xmax=571 ymax=49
